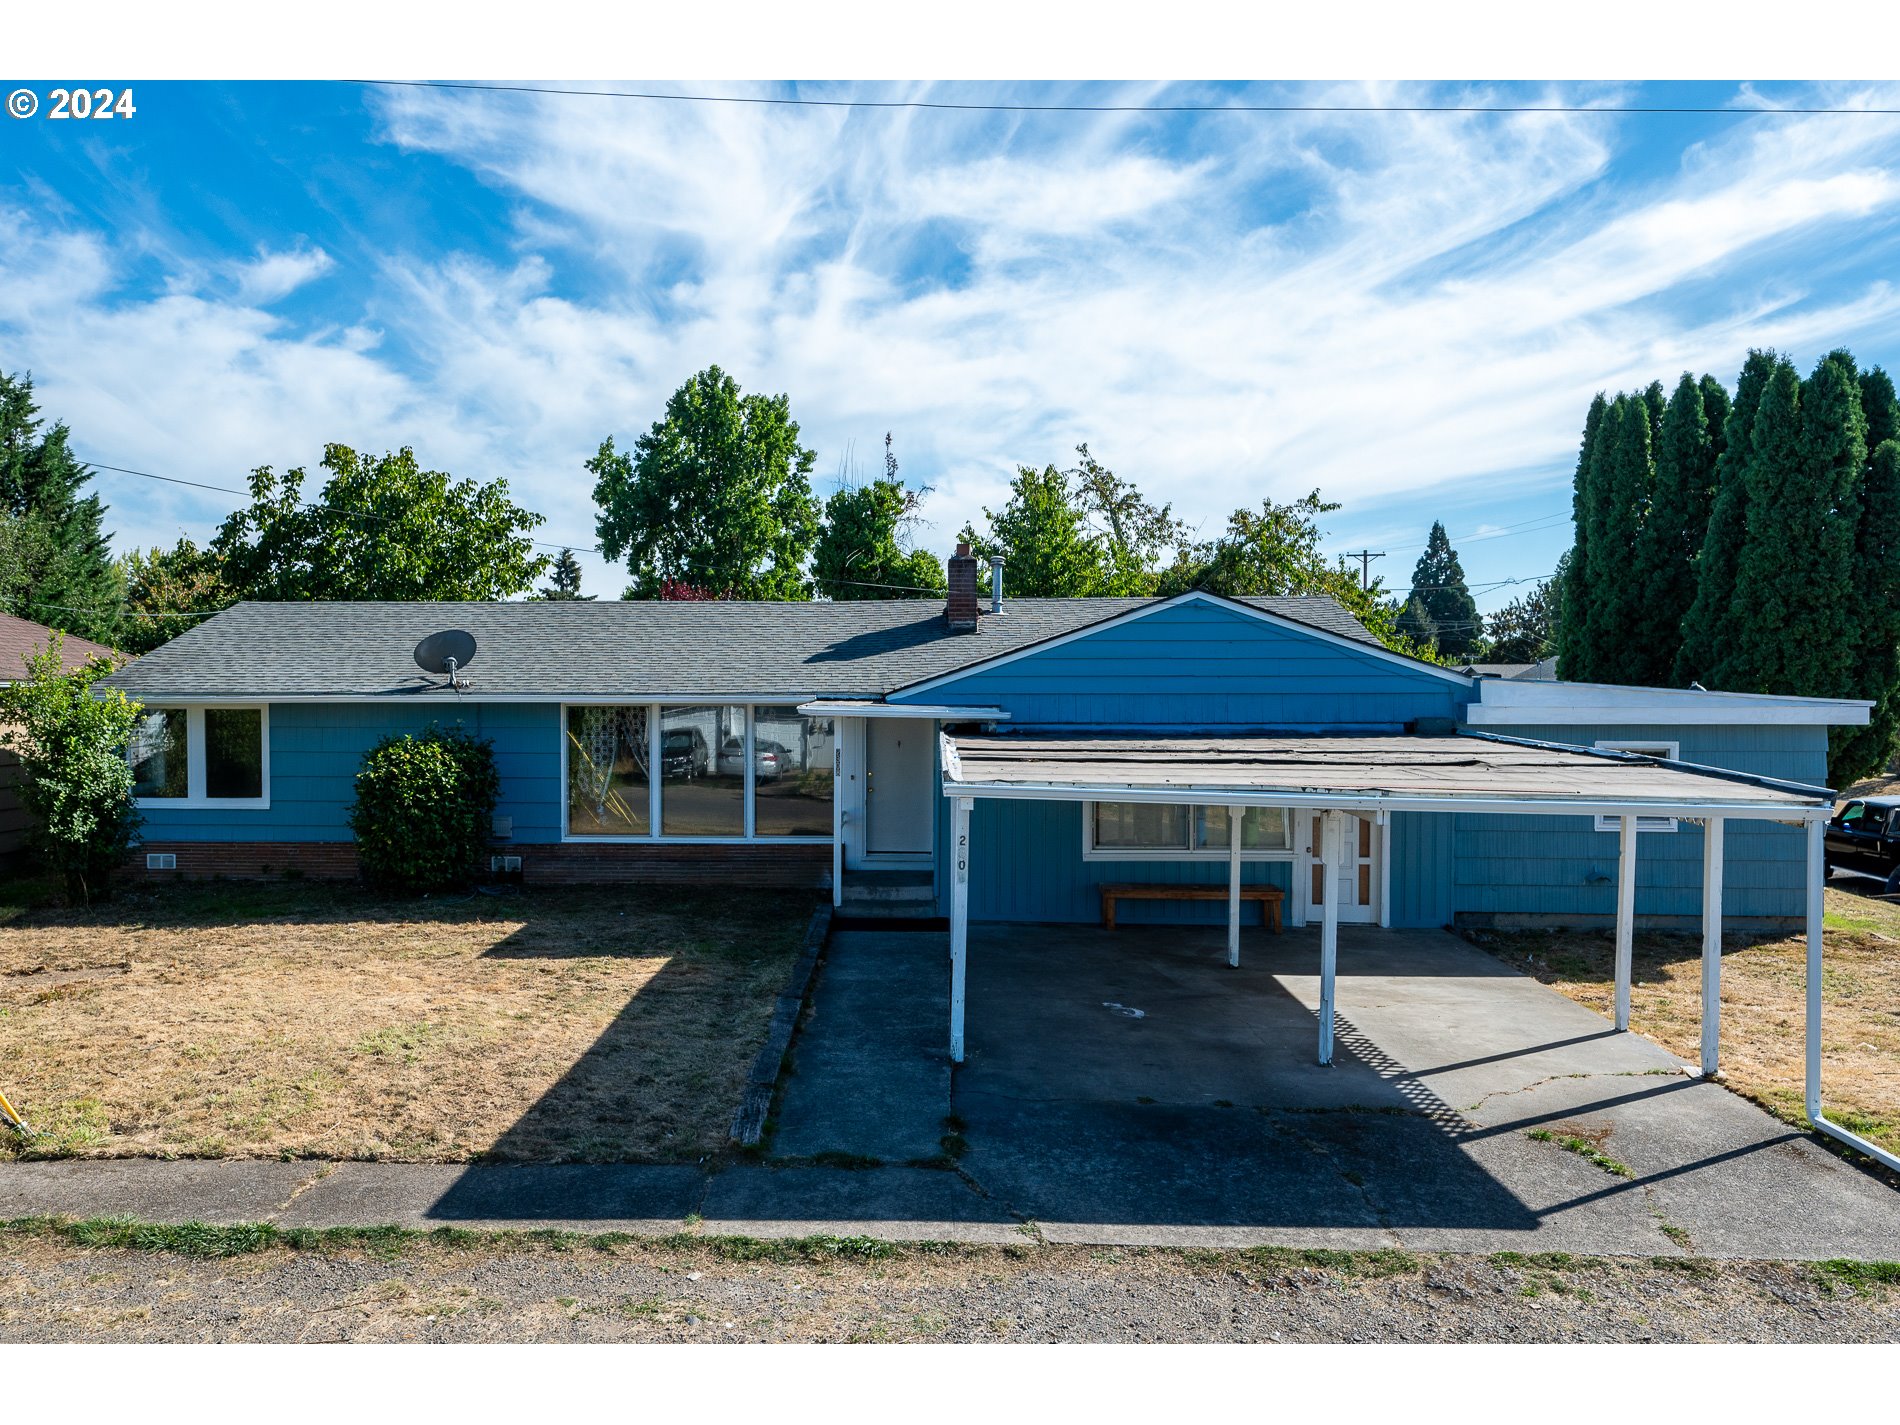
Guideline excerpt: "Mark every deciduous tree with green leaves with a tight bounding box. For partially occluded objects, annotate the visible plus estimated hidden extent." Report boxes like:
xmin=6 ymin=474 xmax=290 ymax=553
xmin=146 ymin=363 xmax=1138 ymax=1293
xmin=1068 ymin=444 xmax=1189 ymax=596
xmin=959 ymin=463 xmax=1107 ymax=597
xmin=211 ymin=445 xmax=550 ymax=603
xmin=813 ymin=435 xmax=945 ymax=600
xmin=0 ymin=639 xmax=141 ymax=903
xmin=590 ymin=366 xmax=821 ymax=600
xmin=1482 ymin=571 xmax=1560 ymax=664
xmin=117 ymin=538 xmax=236 ymax=654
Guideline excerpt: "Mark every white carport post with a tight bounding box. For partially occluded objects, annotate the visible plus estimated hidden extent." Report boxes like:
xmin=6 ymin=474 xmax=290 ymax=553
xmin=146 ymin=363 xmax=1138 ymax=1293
xmin=1317 ymin=809 xmax=1341 ymax=1066
xmin=1699 ymin=816 xmax=1725 ymax=1076
xmin=1227 ymin=804 xmax=1242 ymax=968
xmin=949 ymin=795 xmax=972 ymax=1064
xmin=831 ymin=741 xmax=844 ymax=909
xmin=1805 ymin=815 xmax=1825 ymax=1129
xmin=1614 ymin=814 xmax=1638 ymax=1032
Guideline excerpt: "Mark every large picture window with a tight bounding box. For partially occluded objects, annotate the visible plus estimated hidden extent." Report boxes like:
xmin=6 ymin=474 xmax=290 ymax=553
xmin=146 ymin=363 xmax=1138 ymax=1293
xmin=130 ymin=705 xmax=269 ymax=807
xmin=562 ymin=702 xmax=834 ymax=842
xmin=1085 ymin=801 xmax=1293 ymax=860
xmin=566 ymin=706 xmax=649 ymax=836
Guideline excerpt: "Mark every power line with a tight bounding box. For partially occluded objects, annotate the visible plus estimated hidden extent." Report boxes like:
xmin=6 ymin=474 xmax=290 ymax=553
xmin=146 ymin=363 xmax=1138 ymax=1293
xmin=360 ymin=80 xmax=1900 ymax=118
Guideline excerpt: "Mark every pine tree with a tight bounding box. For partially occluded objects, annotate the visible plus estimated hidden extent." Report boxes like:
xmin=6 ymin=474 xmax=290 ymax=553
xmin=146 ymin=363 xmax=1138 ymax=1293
xmin=0 ymin=371 xmax=120 ymax=641
xmin=536 ymin=548 xmax=593 ymax=600
xmin=1395 ymin=595 xmax=1440 ymax=651
xmin=1630 ymin=373 xmax=1718 ymax=685
xmin=1581 ymin=394 xmax=1654 ymax=684
xmin=1678 ymin=351 xmax=1777 ymax=686
xmin=1834 ymin=438 xmax=1900 ymax=782
xmin=1402 ymin=521 xmax=1481 ymax=660
xmin=1726 ymin=354 xmax=1863 ymax=696
xmin=1557 ymin=393 xmax=1607 ymax=681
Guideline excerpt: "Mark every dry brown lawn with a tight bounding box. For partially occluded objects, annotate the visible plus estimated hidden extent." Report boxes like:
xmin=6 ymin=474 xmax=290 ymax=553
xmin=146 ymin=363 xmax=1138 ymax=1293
xmin=0 ymin=880 xmax=813 ymax=1163
xmin=1465 ymin=883 xmax=1900 ymax=1158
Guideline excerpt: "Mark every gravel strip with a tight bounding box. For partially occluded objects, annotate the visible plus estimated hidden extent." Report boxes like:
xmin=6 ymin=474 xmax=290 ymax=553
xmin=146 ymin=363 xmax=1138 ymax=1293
xmin=1 ymin=1237 xmax=1894 ymax=1343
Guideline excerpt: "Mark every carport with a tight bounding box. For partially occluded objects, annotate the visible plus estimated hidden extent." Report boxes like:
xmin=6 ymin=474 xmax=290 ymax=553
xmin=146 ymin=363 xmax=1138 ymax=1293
xmin=939 ymin=728 xmax=1899 ymax=1174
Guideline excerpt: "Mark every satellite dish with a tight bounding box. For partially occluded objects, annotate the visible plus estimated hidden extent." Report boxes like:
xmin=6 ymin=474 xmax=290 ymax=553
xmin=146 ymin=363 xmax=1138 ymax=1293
xmin=414 ymin=630 xmax=477 ymax=678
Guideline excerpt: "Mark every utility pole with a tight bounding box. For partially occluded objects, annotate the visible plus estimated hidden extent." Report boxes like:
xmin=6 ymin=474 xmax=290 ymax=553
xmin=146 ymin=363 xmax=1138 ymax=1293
xmin=1344 ymin=549 xmax=1385 ymax=589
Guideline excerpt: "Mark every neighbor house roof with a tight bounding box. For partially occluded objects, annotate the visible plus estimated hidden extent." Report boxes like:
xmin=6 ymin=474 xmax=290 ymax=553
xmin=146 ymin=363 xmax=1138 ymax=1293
xmin=0 ymin=612 xmax=117 ymax=682
xmin=97 ymin=595 xmax=1382 ymax=702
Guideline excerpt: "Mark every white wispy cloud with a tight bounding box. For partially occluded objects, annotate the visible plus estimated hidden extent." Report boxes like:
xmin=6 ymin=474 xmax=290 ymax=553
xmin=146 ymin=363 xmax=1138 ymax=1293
xmin=3 ymin=81 xmax=1899 ymax=604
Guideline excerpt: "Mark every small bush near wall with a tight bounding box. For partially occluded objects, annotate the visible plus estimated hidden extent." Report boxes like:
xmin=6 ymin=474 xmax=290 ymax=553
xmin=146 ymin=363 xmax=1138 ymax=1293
xmin=346 ymin=726 xmax=499 ymax=894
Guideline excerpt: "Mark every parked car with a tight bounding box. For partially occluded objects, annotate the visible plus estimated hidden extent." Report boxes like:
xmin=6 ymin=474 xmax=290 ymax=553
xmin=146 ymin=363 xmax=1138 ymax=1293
xmin=716 ymin=736 xmax=788 ymax=781
xmin=1824 ymin=795 xmax=1900 ymax=892
xmin=660 ymin=727 xmax=710 ymax=779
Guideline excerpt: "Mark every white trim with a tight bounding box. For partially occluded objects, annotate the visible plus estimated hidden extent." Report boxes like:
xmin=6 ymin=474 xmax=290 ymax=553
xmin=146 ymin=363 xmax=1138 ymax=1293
xmin=1079 ymin=798 xmax=1295 ymax=861
xmin=799 ymin=700 xmax=1010 ymax=720
xmin=888 ymin=590 xmax=1474 ymax=701
xmin=944 ymin=778 xmax=1831 ymax=822
xmin=1468 ymin=680 xmax=1871 ymax=727
xmin=1593 ymin=741 xmax=1681 ymax=833
xmin=132 ymin=703 xmax=271 ymax=811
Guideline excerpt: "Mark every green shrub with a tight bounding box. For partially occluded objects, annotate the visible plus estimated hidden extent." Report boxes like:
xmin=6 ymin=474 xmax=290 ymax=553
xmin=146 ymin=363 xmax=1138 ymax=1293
xmin=346 ymin=726 xmax=499 ymax=893
xmin=0 ymin=640 xmax=141 ymax=904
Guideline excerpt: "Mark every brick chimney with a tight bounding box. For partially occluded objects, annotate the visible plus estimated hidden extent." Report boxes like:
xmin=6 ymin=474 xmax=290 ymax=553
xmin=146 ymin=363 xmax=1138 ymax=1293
xmin=946 ymin=542 xmax=980 ymax=633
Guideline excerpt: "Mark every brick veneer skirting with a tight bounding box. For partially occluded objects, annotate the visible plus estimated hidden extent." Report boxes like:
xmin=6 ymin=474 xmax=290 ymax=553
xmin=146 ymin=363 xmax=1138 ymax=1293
xmin=126 ymin=840 xmax=833 ymax=888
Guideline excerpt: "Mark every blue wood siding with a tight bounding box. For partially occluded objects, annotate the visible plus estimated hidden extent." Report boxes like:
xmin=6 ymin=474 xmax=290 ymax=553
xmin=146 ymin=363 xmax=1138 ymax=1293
xmin=892 ymin=599 xmax=1472 ymax=726
xmin=964 ymin=797 xmax=1293 ymax=925
xmin=1389 ymin=811 xmax=1454 ymax=928
xmin=1450 ymin=723 xmax=1826 ymax=924
xmin=139 ymin=702 xmax=563 ymax=844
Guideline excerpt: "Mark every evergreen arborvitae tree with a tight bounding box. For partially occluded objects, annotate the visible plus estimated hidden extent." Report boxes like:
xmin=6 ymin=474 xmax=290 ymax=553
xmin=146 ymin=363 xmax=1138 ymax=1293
xmin=1725 ymin=354 xmax=1863 ymax=697
xmin=1394 ymin=595 xmax=1439 ymax=651
xmin=1699 ymin=374 xmax=1731 ymax=469
xmin=0 ymin=371 xmax=120 ymax=641
xmin=1581 ymin=394 xmax=1654 ymax=684
xmin=1834 ymin=438 xmax=1900 ymax=782
xmin=1557 ymin=393 xmax=1607 ymax=681
xmin=1630 ymin=373 xmax=1718 ymax=685
xmin=1861 ymin=365 xmax=1899 ymax=453
xmin=537 ymin=548 xmax=593 ymax=600
xmin=1642 ymin=379 xmax=1668 ymax=448
xmin=1677 ymin=350 xmax=1777 ymax=687
xmin=1402 ymin=521 xmax=1480 ymax=660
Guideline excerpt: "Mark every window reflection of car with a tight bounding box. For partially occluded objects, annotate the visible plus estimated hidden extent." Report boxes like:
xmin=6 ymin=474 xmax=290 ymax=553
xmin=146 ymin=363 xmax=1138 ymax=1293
xmin=1825 ymin=796 xmax=1900 ymax=893
xmin=661 ymin=728 xmax=709 ymax=779
xmin=716 ymin=736 xmax=789 ymax=781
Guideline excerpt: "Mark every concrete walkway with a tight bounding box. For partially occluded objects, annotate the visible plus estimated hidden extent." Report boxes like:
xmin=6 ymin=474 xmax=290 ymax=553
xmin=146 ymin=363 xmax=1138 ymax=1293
xmin=2 ymin=923 xmax=1896 ymax=1257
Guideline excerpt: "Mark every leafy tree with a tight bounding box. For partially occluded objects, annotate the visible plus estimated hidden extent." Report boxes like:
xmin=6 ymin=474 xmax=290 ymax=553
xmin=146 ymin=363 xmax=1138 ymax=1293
xmin=813 ymin=435 xmax=945 ymax=600
xmin=0 ymin=639 xmax=140 ymax=903
xmin=1725 ymin=354 xmax=1863 ymax=697
xmin=347 ymin=726 xmax=500 ymax=893
xmin=1068 ymin=444 xmax=1189 ymax=595
xmin=1678 ymin=350 xmax=1778 ymax=687
xmin=1399 ymin=521 xmax=1481 ymax=660
xmin=590 ymin=366 xmax=821 ymax=600
xmin=0 ymin=372 xmax=120 ymax=641
xmin=959 ymin=463 xmax=1106 ymax=597
xmin=1557 ymin=393 xmax=1608 ymax=681
xmin=117 ymin=539 xmax=236 ymax=654
xmin=1483 ymin=574 xmax=1560 ymax=663
xmin=1157 ymin=491 xmax=1434 ymax=659
xmin=213 ymin=445 xmax=549 ymax=602
xmin=536 ymin=548 xmax=594 ymax=601
xmin=1833 ymin=436 xmax=1900 ymax=782
xmin=1629 ymin=373 xmax=1719 ymax=685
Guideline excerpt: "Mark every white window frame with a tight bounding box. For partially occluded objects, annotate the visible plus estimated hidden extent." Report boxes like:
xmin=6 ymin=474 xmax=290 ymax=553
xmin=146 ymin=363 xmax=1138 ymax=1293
xmin=1594 ymin=740 xmax=1681 ymax=833
xmin=132 ymin=704 xmax=271 ymax=810
xmin=1080 ymin=800 xmax=1298 ymax=862
xmin=560 ymin=700 xmax=833 ymax=845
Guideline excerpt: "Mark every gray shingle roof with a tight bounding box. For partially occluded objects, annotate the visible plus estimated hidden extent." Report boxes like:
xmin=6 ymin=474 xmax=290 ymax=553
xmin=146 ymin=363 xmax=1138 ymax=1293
xmin=98 ymin=594 xmax=1383 ymax=702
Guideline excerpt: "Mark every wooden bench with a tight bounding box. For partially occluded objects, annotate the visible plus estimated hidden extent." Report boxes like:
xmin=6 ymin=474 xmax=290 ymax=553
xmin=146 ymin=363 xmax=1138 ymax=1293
xmin=1099 ymin=883 xmax=1284 ymax=933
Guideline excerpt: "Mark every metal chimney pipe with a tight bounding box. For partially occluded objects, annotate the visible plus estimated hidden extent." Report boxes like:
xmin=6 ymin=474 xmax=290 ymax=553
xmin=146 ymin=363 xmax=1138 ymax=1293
xmin=990 ymin=554 xmax=1006 ymax=615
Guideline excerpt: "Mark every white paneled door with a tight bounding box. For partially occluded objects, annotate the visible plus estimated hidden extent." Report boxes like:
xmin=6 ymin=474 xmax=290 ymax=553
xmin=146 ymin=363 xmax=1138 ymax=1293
xmin=1302 ymin=811 xmax=1380 ymax=924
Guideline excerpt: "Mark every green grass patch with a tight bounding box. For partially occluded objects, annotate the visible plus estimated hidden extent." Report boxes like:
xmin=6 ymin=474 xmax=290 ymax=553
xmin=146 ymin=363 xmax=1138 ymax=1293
xmin=1246 ymin=1245 xmax=1421 ymax=1278
xmin=1528 ymin=1128 xmax=1633 ymax=1178
xmin=1813 ymin=1259 xmax=1900 ymax=1293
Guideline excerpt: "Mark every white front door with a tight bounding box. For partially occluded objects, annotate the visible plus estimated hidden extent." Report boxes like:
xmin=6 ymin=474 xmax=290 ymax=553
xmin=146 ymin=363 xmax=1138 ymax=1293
xmin=862 ymin=718 xmax=934 ymax=862
xmin=1302 ymin=811 xmax=1379 ymax=924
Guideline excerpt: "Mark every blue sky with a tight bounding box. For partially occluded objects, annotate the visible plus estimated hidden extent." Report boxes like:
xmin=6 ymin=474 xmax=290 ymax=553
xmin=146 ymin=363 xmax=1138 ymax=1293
xmin=4 ymin=78 xmax=1900 ymax=612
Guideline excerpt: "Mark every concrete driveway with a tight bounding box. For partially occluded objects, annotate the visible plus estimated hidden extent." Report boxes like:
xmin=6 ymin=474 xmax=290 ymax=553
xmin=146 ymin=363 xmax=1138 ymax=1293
xmin=770 ymin=923 xmax=1900 ymax=1256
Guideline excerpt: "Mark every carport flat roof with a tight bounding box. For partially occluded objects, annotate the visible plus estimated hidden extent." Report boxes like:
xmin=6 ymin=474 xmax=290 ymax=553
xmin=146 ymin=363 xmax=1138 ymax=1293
xmin=939 ymin=730 xmax=1833 ymax=821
